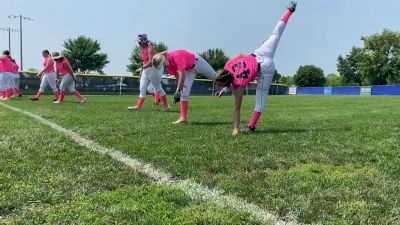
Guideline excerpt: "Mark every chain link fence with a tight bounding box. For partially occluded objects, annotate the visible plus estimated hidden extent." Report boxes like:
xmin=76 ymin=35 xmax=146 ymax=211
xmin=19 ymin=72 xmax=289 ymax=96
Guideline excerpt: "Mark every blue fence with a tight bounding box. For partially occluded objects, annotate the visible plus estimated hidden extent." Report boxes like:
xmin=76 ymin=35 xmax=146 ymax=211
xmin=296 ymin=85 xmax=400 ymax=96
xmin=371 ymin=85 xmax=400 ymax=96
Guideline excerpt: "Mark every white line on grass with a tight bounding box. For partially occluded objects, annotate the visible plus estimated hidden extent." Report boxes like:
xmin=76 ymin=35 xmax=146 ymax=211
xmin=0 ymin=102 xmax=297 ymax=225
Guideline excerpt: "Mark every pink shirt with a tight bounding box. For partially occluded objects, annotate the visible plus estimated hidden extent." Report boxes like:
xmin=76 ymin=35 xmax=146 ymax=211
xmin=141 ymin=44 xmax=154 ymax=65
xmin=12 ymin=63 xmax=19 ymax=75
xmin=225 ymin=55 xmax=259 ymax=88
xmin=0 ymin=56 xmax=14 ymax=73
xmin=56 ymin=59 xmax=72 ymax=75
xmin=165 ymin=50 xmax=196 ymax=76
xmin=43 ymin=56 xmax=55 ymax=73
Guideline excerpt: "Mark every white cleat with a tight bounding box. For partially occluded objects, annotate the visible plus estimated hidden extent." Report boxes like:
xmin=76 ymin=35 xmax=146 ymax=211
xmin=80 ymin=98 xmax=86 ymax=103
xmin=128 ymin=106 xmax=141 ymax=111
xmin=172 ymin=118 xmax=187 ymax=124
xmin=162 ymin=106 xmax=171 ymax=112
xmin=54 ymin=100 xmax=61 ymax=104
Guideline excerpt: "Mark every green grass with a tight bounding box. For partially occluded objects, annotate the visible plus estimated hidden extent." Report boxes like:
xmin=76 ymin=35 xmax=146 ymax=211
xmin=2 ymin=95 xmax=400 ymax=224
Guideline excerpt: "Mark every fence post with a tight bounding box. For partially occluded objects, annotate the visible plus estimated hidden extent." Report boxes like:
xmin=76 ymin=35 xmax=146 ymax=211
xmin=119 ymin=77 xmax=123 ymax=96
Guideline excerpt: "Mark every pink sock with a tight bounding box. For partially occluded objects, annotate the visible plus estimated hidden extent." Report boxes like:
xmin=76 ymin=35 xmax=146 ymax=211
xmin=35 ymin=91 xmax=43 ymax=99
xmin=5 ymin=89 xmax=12 ymax=99
xmin=248 ymin=112 xmax=262 ymax=128
xmin=160 ymin=95 xmax=168 ymax=107
xmin=73 ymin=90 xmax=83 ymax=101
xmin=180 ymin=101 xmax=188 ymax=120
xmin=281 ymin=10 xmax=292 ymax=23
xmin=136 ymin=97 xmax=145 ymax=108
xmin=150 ymin=92 xmax=155 ymax=97
xmin=54 ymin=91 xmax=59 ymax=99
xmin=13 ymin=88 xmax=20 ymax=96
xmin=154 ymin=93 xmax=160 ymax=104
xmin=59 ymin=91 xmax=66 ymax=101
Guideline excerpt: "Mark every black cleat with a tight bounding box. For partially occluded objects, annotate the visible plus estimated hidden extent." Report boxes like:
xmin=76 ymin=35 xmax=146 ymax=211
xmin=287 ymin=1 xmax=297 ymax=13
xmin=243 ymin=126 xmax=256 ymax=134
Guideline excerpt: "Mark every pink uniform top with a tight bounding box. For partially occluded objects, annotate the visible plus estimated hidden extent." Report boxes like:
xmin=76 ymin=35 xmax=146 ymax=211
xmin=225 ymin=55 xmax=259 ymax=88
xmin=43 ymin=56 xmax=55 ymax=73
xmin=12 ymin=63 xmax=19 ymax=75
xmin=165 ymin=50 xmax=196 ymax=76
xmin=0 ymin=56 xmax=14 ymax=73
xmin=56 ymin=59 xmax=72 ymax=75
xmin=141 ymin=44 xmax=154 ymax=65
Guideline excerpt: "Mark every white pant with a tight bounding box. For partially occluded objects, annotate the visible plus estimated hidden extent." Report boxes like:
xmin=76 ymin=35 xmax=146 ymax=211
xmin=139 ymin=67 xmax=166 ymax=98
xmin=181 ymin=55 xmax=216 ymax=101
xmin=12 ymin=74 xmax=20 ymax=89
xmin=60 ymin=74 xmax=76 ymax=93
xmin=0 ymin=72 xmax=14 ymax=91
xmin=39 ymin=72 xmax=58 ymax=92
xmin=252 ymin=21 xmax=286 ymax=112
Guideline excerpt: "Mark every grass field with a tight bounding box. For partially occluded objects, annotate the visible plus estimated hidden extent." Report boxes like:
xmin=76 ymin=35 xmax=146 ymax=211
xmin=1 ymin=95 xmax=400 ymax=224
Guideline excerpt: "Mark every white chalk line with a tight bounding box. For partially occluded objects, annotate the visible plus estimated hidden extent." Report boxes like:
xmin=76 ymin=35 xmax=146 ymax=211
xmin=0 ymin=102 xmax=297 ymax=225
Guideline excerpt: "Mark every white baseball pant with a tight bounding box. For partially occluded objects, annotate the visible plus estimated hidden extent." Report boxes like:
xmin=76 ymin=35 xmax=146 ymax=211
xmin=181 ymin=55 xmax=216 ymax=101
xmin=252 ymin=21 xmax=286 ymax=112
xmin=59 ymin=74 xmax=76 ymax=93
xmin=39 ymin=72 xmax=58 ymax=93
xmin=139 ymin=67 xmax=166 ymax=98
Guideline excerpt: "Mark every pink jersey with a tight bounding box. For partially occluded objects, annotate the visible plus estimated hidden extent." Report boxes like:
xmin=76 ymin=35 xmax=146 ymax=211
xmin=141 ymin=44 xmax=154 ymax=65
xmin=12 ymin=63 xmax=19 ymax=75
xmin=0 ymin=56 xmax=14 ymax=73
xmin=43 ymin=56 xmax=55 ymax=73
xmin=225 ymin=55 xmax=259 ymax=88
xmin=56 ymin=59 xmax=72 ymax=75
xmin=165 ymin=50 xmax=196 ymax=76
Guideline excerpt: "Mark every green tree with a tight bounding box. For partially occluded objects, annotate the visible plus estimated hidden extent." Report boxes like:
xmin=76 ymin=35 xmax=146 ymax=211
xmin=337 ymin=29 xmax=400 ymax=85
xmin=279 ymin=76 xmax=295 ymax=86
xmin=63 ymin=35 xmax=109 ymax=74
xmin=294 ymin=65 xmax=326 ymax=87
xmin=127 ymin=42 xmax=168 ymax=74
xmin=337 ymin=47 xmax=365 ymax=86
xmin=272 ymin=70 xmax=282 ymax=83
xmin=199 ymin=48 xmax=230 ymax=79
xmin=326 ymin=73 xmax=342 ymax=86
xmin=361 ymin=29 xmax=400 ymax=85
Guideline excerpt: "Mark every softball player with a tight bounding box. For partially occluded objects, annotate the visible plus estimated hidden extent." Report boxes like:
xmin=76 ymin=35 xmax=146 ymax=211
xmin=128 ymin=34 xmax=170 ymax=111
xmin=215 ymin=1 xmax=297 ymax=135
xmin=0 ymin=51 xmax=15 ymax=101
xmin=30 ymin=50 xmax=59 ymax=101
xmin=152 ymin=50 xmax=216 ymax=124
xmin=52 ymin=52 xmax=85 ymax=103
xmin=11 ymin=59 xmax=21 ymax=97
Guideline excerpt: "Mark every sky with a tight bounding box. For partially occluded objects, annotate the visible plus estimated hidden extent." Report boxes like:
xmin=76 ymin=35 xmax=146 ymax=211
xmin=1 ymin=0 xmax=400 ymax=76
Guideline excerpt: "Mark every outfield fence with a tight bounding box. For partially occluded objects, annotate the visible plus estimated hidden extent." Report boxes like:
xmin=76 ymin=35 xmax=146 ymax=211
xmin=293 ymin=85 xmax=400 ymax=96
xmin=19 ymin=72 xmax=289 ymax=96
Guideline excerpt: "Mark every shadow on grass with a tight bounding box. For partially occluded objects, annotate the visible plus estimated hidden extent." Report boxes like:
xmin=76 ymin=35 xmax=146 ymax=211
xmin=256 ymin=126 xmax=352 ymax=134
xmin=189 ymin=121 xmax=232 ymax=126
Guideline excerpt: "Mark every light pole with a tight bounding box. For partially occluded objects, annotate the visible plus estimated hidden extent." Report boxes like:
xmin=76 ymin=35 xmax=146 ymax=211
xmin=0 ymin=28 xmax=20 ymax=54
xmin=8 ymin=14 xmax=33 ymax=70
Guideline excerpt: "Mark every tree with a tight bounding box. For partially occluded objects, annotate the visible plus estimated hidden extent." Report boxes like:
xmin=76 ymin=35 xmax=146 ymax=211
xmin=326 ymin=73 xmax=342 ymax=87
xmin=127 ymin=42 xmax=168 ymax=74
xmin=199 ymin=48 xmax=230 ymax=79
xmin=337 ymin=29 xmax=400 ymax=85
xmin=63 ymin=35 xmax=109 ymax=74
xmin=294 ymin=65 xmax=326 ymax=87
xmin=337 ymin=47 xmax=365 ymax=86
xmin=279 ymin=76 xmax=295 ymax=86
xmin=361 ymin=29 xmax=400 ymax=85
xmin=272 ymin=70 xmax=282 ymax=83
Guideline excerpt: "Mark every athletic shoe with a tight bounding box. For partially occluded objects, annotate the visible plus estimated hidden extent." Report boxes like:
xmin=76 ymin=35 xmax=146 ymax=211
xmin=128 ymin=106 xmax=141 ymax=111
xmin=172 ymin=118 xmax=187 ymax=124
xmin=18 ymin=94 xmax=23 ymax=97
xmin=287 ymin=1 xmax=297 ymax=12
xmin=30 ymin=97 xmax=40 ymax=101
xmin=243 ymin=125 xmax=256 ymax=134
xmin=162 ymin=106 xmax=171 ymax=112
xmin=2 ymin=98 xmax=10 ymax=101
xmin=54 ymin=100 xmax=61 ymax=104
xmin=80 ymin=98 xmax=86 ymax=103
